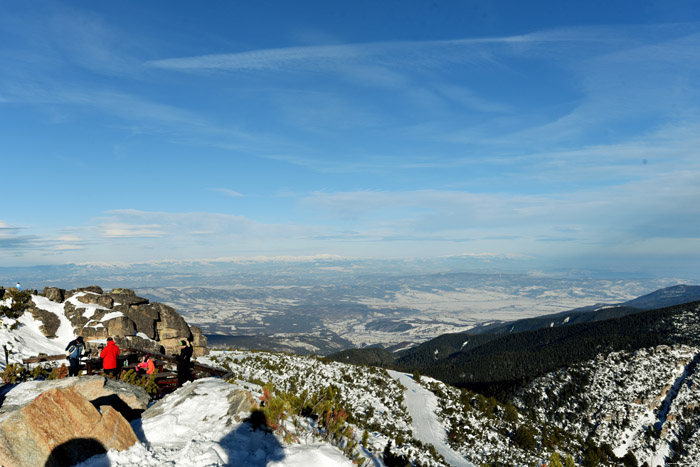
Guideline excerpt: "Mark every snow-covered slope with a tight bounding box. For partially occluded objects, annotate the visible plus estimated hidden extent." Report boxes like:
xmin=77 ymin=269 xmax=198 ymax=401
xmin=514 ymin=344 xmax=700 ymax=466
xmin=0 ymin=295 xmax=72 ymax=368
xmin=73 ymin=378 xmax=354 ymax=467
xmin=389 ymin=370 xmax=473 ymax=467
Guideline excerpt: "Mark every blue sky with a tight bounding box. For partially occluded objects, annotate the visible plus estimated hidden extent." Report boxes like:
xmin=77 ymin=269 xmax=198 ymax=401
xmin=1 ymin=0 xmax=699 ymax=277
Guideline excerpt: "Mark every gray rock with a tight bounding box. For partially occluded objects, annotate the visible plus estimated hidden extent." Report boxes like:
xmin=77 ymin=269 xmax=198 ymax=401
xmin=76 ymin=294 xmax=114 ymax=309
xmin=0 ymin=385 xmax=138 ymax=467
xmin=0 ymin=375 xmax=149 ymax=417
xmin=81 ymin=324 xmax=109 ymax=339
xmin=66 ymin=285 xmax=104 ymax=299
xmin=153 ymin=302 xmax=191 ymax=341
xmin=108 ymin=289 xmax=150 ymax=307
xmin=124 ymin=303 xmax=160 ymax=339
xmin=28 ymin=307 xmax=61 ymax=338
xmin=63 ymin=302 xmax=90 ymax=328
xmin=42 ymin=287 xmax=65 ymax=303
xmin=190 ymin=325 xmax=209 ymax=356
xmin=106 ymin=315 xmax=136 ymax=337
xmin=97 ymin=295 xmax=114 ymax=308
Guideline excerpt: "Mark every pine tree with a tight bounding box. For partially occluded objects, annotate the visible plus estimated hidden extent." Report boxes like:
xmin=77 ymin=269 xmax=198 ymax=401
xmin=549 ymin=452 xmax=564 ymax=467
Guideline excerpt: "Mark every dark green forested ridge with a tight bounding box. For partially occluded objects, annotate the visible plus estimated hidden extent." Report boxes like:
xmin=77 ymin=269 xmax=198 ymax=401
xmin=328 ymin=347 xmax=397 ymax=366
xmin=401 ymin=300 xmax=700 ymax=392
xmin=329 ymin=299 xmax=700 ymax=399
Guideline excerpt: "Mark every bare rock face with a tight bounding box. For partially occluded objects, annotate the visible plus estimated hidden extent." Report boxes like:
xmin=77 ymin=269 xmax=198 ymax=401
xmin=81 ymin=322 xmax=109 ymax=339
xmin=106 ymin=315 xmax=137 ymax=336
xmin=28 ymin=307 xmax=61 ymax=338
xmin=66 ymin=285 xmax=104 ymax=299
xmin=123 ymin=303 xmax=160 ymax=339
xmin=0 ymin=386 xmax=138 ymax=467
xmin=63 ymin=301 xmax=90 ymax=328
xmin=37 ymin=285 xmax=206 ymax=356
xmin=77 ymin=293 xmax=114 ymax=309
xmin=107 ymin=288 xmax=150 ymax=307
xmin=42 ymin=287 xmax=65 ymax=303
xmin=151 ymin=302 xmax=193 ymax=355
xmin=190 ymin=325 xmax=209 ymax=357
xmin=153 ymin=302 xmax=191 ymax=340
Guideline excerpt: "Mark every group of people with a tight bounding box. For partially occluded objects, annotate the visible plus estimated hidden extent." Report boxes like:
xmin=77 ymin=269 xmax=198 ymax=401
xmin=65 ymin=336 xmax=122 ymax=377
xmin=64 ymin=336 xmax=194 ymax=386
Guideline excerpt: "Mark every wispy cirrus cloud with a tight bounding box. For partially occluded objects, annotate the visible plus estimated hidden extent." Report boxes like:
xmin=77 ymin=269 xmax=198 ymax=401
xmin=99 ymin=223 xmax=167 ymax=239
xmin=145 ymin=27 xmax=638 ymax=73
xmin=208 ymin=188 xmax=244 ymax=197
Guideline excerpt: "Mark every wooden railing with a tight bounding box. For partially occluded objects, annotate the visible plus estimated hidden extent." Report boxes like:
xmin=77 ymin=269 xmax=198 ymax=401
xmin=21 ymin=347 xmax=229 ymax=378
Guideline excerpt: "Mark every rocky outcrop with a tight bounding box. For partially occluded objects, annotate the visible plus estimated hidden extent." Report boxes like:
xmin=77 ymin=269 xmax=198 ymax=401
xmin=42 ymin=287 xmax=65 ymax=303
xmin=190 ymin=325 xmax=208 ymax=357
xmin=24 ymin=285 xmax=208 ymax=356
xmin=106 ymin=315 xmax=136 ymax=336
xmin=107 ymin=288 xmax=150 ymax=307
xmin=28 ymin=307 xmax=61 ymax=338
xmin=66 ymin=285 xmax=104 ymax=299
xmin=0 ymin=386 xmax=138 ymax=467
xmin=149 ymin=302 xmax=192 ymax=354
xmin=77 ymin=293 xmax=114 ymax=309
xmin=81 ymin=322 xmax=109 ymax=339
xmin=63 ymin=301 xmax=90 ymax=328
xmin=123 ymin=303 xmax=159 ymax=339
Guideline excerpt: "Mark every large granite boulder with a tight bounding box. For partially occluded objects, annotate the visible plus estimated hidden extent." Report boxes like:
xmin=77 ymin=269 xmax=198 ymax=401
xmin=0 ymin=375 xmax=150 ymax=417
xmin=81 ymin=322 xmax=109 ymax=339
xmin=106 ymin=315 xmax=137 ymax=337
xmin=115 ymin=335 xmax=162 ymax=354
xmin=123 ymin=303 xmax=160 ymax=339
xmin=0 ymin=386 xmax=138 ymax=467
xmin=190 ymin=325 xmax=209 ymax=357
xmin=153 ymin=302 xmax=191 ymax=340
xmin=42 ymin=287 xmax=65 ymax=303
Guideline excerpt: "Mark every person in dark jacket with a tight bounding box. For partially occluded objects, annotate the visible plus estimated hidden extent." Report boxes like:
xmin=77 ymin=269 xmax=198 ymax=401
xmin=65 ymin=336 xmax=85 ymax=377
xmin=100 ymin=337 xmax=121 ymax=377
xmin=176 ymin=339 xmax=193 ymax=386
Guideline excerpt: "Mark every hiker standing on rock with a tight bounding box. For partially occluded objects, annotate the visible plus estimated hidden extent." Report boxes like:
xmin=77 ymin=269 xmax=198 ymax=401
xmin=176 ymin=339 xmax=193 ymax=386
xmin=65 ymin=336 xmax=85 ymax=377
xmin=100 ymin=337 xmax=120 ymax=377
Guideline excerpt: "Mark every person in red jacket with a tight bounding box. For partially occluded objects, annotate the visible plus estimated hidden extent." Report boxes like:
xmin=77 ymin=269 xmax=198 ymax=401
xmin=100 ymin=337 xmax=121 ymax=377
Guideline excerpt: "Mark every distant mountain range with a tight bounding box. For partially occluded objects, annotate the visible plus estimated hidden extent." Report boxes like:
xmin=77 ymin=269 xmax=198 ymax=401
xmin=467 ymin=284 xmax=700 ymax=335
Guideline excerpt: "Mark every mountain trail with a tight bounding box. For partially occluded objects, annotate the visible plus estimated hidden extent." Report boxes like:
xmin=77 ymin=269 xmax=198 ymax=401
xmin=388 ymin=371 xmax=474 ymax=467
